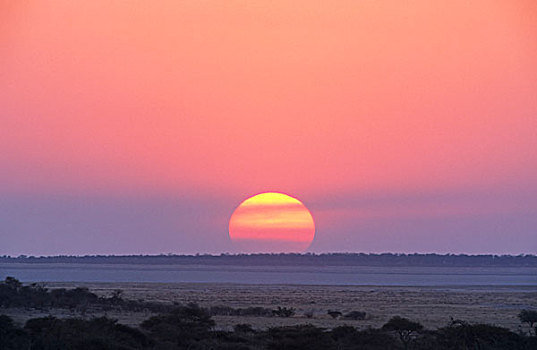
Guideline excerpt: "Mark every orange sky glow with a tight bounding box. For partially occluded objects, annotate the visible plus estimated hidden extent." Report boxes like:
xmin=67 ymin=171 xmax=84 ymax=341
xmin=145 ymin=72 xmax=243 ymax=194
xmin=1 ymin=1 xmax=536 ymax=255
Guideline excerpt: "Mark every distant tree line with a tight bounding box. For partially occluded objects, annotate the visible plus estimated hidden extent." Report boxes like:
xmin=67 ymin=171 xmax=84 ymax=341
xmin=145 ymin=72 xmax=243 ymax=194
xmin=2 ymin=253 xmax=537 ymax=267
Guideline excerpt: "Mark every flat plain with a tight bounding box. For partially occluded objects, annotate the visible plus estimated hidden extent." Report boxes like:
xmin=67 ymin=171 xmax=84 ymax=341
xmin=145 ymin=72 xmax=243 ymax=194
xmin=4 ymin=282 xmax=536 ymax=332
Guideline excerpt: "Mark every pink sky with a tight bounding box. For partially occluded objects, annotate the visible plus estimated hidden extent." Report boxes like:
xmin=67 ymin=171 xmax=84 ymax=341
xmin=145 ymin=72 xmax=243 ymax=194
xmin=1 ymin=1 xmax=536 ymax=255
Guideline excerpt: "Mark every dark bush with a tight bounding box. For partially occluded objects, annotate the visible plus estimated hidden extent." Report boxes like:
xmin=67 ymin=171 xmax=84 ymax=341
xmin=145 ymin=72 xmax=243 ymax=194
xmin=272 ymin=306 xmax=296 ymax=318
xmin=234 ymin=324 xmax=256 ymax=333
xmin=436 ymin=322 xmax=525 ymax=350
xmin=519 ymin=309 xmax=537 ymax=334
xmin=241 ymin=306 xmax=273 ymax=317
xmin=0 ymin=315 xmax=30 ymax=350
xmin=24 ymin=316 xmax=150 ymax=349
xmin=140 ymin=303 xmax=215 ymax=347
xmin=209 ymin=305 xmax=235 ymax=316
xmin=327 ymin=310 xmax=342 ymax=319
xmin=267 ymin=325 xmax=334 ymax=350
xmin=382 ymin=316 xmax=423 ymax=349
xmin=332 ymin=326 xmax=400 ymax=350
xmin=343 ymin=311 xmax=366 ymax=320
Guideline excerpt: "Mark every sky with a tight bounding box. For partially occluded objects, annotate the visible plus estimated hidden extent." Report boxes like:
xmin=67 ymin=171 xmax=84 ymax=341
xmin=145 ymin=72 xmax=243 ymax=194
xmin=1 ymin=0 xmax=536 ymax=255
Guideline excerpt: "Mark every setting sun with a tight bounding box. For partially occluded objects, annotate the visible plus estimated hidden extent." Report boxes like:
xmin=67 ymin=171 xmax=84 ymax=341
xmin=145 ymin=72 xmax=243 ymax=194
xmin=228 ymin=192 xmax=315 ymax=253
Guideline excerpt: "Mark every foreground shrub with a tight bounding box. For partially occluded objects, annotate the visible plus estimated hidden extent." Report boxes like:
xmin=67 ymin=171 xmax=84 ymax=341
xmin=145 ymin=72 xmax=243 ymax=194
xmin=382 ymin=316 xmax=423 ymax=349
xmin=2 ymin=312 xmax=537 ymax=350
xmin=234 ymin=324 xmax=256 ymax=333
xmin=519 ymin=309 xmax=537 ymax=335
xmin=24 ymin=316 xmax=150 ymax=349
xmin=332 ymin=326 xmax=400 ymax=350
xmin=0 ymin=315 xmax=30 ymax=350
xmin=272 ymin=306 xmax=296 ymax=318
xmin=267 ymin=325 xmax=334 ymax=350
xmin=435 ymin=321 xmax=526 ymax=350
xmin=140 ymin=303 xmax=215 ymax=348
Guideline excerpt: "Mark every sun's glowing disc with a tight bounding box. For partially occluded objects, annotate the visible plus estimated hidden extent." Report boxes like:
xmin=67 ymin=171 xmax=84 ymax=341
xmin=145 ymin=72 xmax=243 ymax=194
xmin=228 ymin=192 xmax=315 ymax=253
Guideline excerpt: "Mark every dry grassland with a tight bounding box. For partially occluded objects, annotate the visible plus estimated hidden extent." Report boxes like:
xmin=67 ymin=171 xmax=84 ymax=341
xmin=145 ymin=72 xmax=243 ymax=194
xmin=4 ymin=283 xmax=535 ymax=332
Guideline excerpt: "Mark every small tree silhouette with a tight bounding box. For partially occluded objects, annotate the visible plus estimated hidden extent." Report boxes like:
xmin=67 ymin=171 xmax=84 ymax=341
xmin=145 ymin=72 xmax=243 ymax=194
xmin=382 ymin=316 xmax=423 ymax=350
xmin=4 ymin=277 xmax=22 ymax=291
xmin=518 ymin=310 xmax=537 ymax=335
xmin=111 ymin=289 xmax=123 ymax=300
xmin=273 ymin=307 xmax=296 ymax=317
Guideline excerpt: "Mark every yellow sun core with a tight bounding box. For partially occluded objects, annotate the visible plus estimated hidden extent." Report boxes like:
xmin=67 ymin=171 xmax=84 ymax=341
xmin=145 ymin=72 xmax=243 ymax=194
xmin=228 ymin=192 xmax=315 ymax=253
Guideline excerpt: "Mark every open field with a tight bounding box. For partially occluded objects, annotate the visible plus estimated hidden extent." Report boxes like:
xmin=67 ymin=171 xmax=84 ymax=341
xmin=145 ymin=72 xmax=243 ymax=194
xmin=3 ymin=282 xmax=536 ymax=332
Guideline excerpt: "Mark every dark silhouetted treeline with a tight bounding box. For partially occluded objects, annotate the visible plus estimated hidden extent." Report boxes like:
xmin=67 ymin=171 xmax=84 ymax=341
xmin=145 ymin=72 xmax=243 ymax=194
xmin=2 ymin=308 xmax=537 ymax=349
xmin=0 ymin=277 xmax=169 ymax=313
xmin=0 ymin=278 xmax=296 ymax=318
xmin=2 ymin=253 xmax=537 ymax=267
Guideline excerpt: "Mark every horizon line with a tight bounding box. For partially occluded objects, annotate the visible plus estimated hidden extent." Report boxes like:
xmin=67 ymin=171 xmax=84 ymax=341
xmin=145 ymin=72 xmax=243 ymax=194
xmin=2 ymin=252 xmax=536 ymax=259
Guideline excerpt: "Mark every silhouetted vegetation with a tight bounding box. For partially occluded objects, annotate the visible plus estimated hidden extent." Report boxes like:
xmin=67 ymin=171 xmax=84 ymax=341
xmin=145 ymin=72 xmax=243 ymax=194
xmin=0 ymin=277 xmax=305 ymax=323
xmin=382 ymin=316 xmax=423 ymax=349
xmin=2 ymin=252 xmax=536 ymax=267
xmin=0 ymin=277 xmax=168 ymax=313
xmin=327 ymin=310 xmax=342 ymax=319
xmin=434 ymin=319 xmax=537 ymax=350
xmin=2 ymin=277 xmax=537 ymax=349
xmin=0 ymin=314 xmax=29 ymax=350
xmin=272 ymin=306 xmax=296 ymax=318
xmin=0 ymin=315 xmax=150 ymax=350
xmin=343 ymin=310 xmax=367 ymax=320
xmin=2 ymin=311 xmax=536 ymax=350
xmin=266 ymin=324 xmax=333 ymax=350
xmin=327 ymin=309 xmax=368 ymax=321
xmin=209 ymin=305 xmax=273 ymax=317
xmin=519 ymin=310 xmax=537 ymax=335
xmin=331 ymin=326 xmax=400 ymax=349
xmin=140 ymin=303 xmax=215 ymax=348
